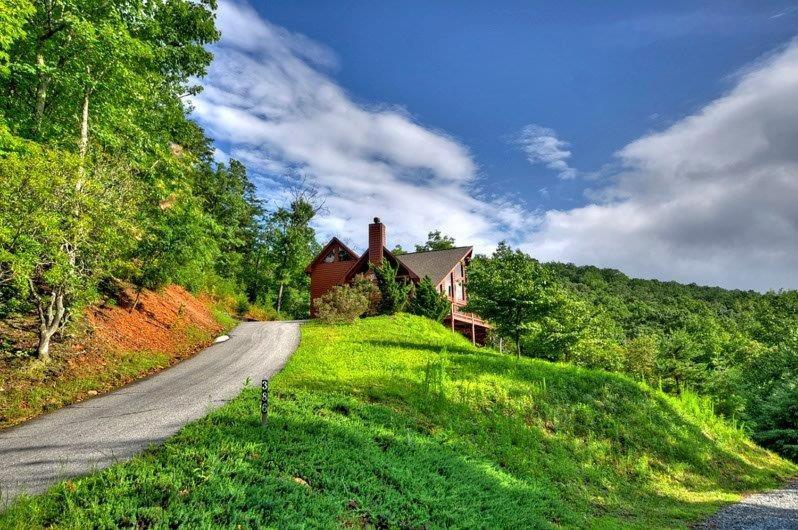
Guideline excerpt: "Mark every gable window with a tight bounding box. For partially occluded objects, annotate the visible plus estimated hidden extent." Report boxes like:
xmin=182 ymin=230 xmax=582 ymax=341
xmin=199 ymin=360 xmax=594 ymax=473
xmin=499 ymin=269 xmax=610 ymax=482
xmin=324 ymin=251 xmax=336 ymax=263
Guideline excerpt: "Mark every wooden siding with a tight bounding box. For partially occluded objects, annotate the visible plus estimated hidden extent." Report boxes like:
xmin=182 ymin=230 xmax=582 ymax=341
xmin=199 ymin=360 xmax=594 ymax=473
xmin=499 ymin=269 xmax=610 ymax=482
xmin=309 ymin=260 xmax=355 ymax=316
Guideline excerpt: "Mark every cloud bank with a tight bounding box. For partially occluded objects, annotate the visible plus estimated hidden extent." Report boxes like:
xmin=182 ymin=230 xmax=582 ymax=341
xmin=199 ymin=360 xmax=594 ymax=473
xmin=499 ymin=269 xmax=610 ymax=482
xmin=195 ymin=1 xmax=798 ymax=291
xmin=529 ymin=40 xmax=798 ymax=291
xmin=192 ymin=0 xmax=534 ymax=253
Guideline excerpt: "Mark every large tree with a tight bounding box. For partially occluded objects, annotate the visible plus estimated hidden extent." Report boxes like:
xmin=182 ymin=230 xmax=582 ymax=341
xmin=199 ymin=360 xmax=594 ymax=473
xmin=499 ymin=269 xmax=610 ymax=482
xmin=465 ymin=242 xmax=560 ymax=356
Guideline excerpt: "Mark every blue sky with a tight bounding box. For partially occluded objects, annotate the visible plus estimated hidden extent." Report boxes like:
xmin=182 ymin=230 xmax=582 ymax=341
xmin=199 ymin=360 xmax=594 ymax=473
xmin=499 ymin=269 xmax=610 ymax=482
xmin=194 ymin=1 xmax=798 ymax=291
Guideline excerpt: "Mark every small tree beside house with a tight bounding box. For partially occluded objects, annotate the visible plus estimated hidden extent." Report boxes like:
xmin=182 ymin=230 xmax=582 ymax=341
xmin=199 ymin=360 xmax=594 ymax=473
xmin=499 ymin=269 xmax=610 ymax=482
xmin=464 ymin=242 xmax=560 ymax=357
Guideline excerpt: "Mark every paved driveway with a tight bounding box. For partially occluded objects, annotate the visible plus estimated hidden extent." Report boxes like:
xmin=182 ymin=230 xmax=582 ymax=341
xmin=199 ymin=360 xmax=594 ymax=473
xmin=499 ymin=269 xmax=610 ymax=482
xmin=0 ymin=320 xmax=300 ymax=505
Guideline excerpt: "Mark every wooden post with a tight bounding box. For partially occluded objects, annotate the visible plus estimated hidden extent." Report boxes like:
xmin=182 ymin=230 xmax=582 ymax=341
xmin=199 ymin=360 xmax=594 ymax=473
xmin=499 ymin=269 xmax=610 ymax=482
xmin=471 ymin=314 xmax=476 ymax=345
xmin=450 ymin=302 xmax=455 ymax=332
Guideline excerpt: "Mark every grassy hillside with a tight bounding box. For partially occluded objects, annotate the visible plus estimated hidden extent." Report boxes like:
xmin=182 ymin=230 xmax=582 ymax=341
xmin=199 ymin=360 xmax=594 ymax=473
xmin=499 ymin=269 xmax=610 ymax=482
xmin=2 ymin=315 xmax=794 ymax=529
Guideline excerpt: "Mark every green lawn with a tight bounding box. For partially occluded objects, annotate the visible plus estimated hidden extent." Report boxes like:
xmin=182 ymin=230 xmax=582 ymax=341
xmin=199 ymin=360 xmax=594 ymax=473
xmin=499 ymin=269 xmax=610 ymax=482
xmin=1 ymin=314 xmax=794 ymax=529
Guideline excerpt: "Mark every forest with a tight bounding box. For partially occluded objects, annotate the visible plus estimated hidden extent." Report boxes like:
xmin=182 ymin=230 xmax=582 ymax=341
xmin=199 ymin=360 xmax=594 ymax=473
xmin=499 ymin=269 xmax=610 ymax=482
xmin=0 ymin=0 xmax=319 ymax=360
xmin=466 ymin=244 xmax=798 ymax=460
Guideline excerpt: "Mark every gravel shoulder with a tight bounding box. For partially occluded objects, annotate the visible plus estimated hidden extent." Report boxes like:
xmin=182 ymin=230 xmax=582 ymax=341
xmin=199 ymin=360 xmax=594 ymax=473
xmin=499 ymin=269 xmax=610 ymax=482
xmin=0 ymin=320 xmax=300 ymax=505
xmin=699 ymin=480 xmax=798 ymax=530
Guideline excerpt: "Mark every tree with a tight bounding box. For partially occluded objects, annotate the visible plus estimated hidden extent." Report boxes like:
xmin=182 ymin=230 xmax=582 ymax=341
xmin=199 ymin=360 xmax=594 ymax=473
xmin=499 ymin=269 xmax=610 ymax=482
xmin=259 ymin=189 xmax=322 ymax=316
xmin=464 ymin=242 xmax=559 ymax=356
xmin=391 ymin=244 xmax=407 ymax=255
xmin=372 ymin=259 xmax=412 ymax=315
xmin=0 ymin=148 xmax=137 ymax=359
xmin=408 ymin=277 xmax=450 ymax=322
xmin=415 ymin=230 xmax=455 ymax=252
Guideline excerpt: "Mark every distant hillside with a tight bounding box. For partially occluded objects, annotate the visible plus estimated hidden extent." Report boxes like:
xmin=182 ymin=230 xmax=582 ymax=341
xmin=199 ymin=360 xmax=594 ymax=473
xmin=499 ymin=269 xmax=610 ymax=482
xmin=3 ymin=315 xmax=794 ymax=528
xmin=538 ymin=262 xmax=798 ymax=460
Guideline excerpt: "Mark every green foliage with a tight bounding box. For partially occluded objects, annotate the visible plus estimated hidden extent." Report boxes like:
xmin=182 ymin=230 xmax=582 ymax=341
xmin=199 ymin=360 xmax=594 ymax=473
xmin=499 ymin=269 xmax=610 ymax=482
xmin=314 ymin=283 xmax=371 ymax=324
xmin=0 ymin=0 xmax=32 ymax=74
xmin=372 ymin=259 xmax=411 ymax=315
xmin=408 ymin=276 xmax=450 ymax=322
xmin=2 ymin=315 xmax=794 ymax=528
xmin=542 ymin=262 xmax=798 ymax=459
xmin=0 ymin=0 xmax=322 ymax=358
xmin=253 ymin=195 xmax=321 ymax=317
xmin=465 ymin=242 xmax=561 ymax=355
xmin=0 ymin=148 xmax=138 ymax=356
xmin=414 ymin=229 xmax=455 ymax=252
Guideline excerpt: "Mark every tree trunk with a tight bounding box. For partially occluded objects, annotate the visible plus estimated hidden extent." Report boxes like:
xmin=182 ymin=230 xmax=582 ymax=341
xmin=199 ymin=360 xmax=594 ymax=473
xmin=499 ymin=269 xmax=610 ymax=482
xmin=78 ymin=82 xmax=90 ymax=161
xmin=34 ymin=53 xmax=50 ymax=132
xmin=30 ymin=280 xmax=66 ymax=362
xmin=277 ymin=282 xmax=284 ymax=313
xmin=515 ymin=331 xmax=521 ymax=359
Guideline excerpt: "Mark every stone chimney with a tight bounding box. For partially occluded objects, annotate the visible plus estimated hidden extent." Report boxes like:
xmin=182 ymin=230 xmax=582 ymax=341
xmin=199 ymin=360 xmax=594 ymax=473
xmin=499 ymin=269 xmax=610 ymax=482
xmin=368 ymin=217 xmax=386 ymax=266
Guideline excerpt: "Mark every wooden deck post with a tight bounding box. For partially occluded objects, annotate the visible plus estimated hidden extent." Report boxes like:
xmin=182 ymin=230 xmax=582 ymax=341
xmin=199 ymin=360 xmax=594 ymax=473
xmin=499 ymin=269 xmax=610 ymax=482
xmin=471 ymin=314 xmax=476 ymax=345
xmin=451 ymin=302 xmax=455 ymax=332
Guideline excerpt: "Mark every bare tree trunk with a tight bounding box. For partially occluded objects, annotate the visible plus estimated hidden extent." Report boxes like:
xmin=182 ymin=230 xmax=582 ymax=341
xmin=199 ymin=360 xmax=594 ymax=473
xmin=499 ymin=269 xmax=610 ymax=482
xmin=34 ymin=53 xmax=50 ymax=131
xmin=78 ymin=82 xmax=90 ymax=161
xmin=29 ymin=280 xmax=65 ymax=362
xmin=277 ymin=283 xmax=284 ymax=313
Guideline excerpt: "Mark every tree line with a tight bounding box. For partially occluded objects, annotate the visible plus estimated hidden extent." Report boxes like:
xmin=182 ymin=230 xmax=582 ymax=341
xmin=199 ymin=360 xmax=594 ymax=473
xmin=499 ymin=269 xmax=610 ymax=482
xmin=465 ymin=243 xmax=798 ymax=460
xmin=0 ymin=1 xmax=319 ymax=359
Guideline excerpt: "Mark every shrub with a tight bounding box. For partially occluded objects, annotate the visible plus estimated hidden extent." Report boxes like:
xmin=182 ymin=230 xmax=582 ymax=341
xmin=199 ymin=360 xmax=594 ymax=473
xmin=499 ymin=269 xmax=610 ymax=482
xmin=372 ymin=259 xmax=412 ymax=315
xmin=408 ymin=277 xmax=450 ymax=322
xmin=352 ymin=273 xmax=381 ymax=315
xmin=315 ymin=284 xmax=370 ymax=324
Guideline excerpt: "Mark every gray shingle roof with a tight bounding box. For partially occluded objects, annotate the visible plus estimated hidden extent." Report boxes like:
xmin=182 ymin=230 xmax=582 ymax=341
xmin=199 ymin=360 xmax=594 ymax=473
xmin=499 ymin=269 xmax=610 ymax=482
xmin=396 ymin=246 xmax=472 ymax=286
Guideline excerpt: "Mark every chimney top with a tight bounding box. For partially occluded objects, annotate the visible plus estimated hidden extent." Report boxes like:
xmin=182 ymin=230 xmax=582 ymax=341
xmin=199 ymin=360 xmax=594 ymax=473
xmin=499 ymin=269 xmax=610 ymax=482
xmin=373 ymin=217 xmax=381 ymax=224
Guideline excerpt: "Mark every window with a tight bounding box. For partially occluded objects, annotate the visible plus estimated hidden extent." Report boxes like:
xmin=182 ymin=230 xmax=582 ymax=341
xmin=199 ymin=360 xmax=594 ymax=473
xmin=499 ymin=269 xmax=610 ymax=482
xmin=457 ymin=262 xmax=464 ymax=278
xmin=455 ymin=282 xmax=463 ymax=301
xmin=338 ymin=249 xmax=351 ymax=261
xmin=323 ymin=251 xmax=335 ymax=263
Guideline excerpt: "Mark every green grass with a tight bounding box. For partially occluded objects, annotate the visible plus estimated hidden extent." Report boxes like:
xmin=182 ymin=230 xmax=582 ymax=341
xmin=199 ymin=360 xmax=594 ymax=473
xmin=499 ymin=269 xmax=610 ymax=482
xmin=1 ymin=314 xmax=795 ymax=529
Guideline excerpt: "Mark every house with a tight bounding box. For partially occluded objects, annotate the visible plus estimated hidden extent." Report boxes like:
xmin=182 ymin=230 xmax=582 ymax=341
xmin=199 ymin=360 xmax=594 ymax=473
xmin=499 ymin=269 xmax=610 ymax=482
xmin=305 ymin=218 xmax=490 ymax=344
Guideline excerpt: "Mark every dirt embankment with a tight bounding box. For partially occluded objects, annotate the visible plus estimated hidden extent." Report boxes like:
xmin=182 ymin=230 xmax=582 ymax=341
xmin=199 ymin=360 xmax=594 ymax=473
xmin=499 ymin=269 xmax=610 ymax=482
xmin=88 ymin=285 xmax=223 ymax=354
xmin=1 ymin=285 xmax=235 ymax=428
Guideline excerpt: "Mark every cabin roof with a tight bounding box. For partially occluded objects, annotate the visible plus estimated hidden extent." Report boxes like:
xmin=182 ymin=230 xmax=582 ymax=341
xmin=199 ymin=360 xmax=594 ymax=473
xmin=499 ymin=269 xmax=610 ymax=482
xmin=396 ymin=246 xmax=473 ymax=286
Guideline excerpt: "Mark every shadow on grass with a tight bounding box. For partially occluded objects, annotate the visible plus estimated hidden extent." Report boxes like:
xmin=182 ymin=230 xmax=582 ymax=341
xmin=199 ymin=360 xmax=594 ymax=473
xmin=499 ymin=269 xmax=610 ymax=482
xmin=364 ymin=339 xmax=477 ymax=357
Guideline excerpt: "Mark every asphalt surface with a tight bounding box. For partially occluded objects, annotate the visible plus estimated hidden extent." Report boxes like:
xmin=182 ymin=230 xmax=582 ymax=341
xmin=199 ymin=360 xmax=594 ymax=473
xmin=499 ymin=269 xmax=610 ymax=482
xmin=700 ymin=480 xmax=798 ymax=530
xmin=0 ymin=320 xmax=300 ymax=505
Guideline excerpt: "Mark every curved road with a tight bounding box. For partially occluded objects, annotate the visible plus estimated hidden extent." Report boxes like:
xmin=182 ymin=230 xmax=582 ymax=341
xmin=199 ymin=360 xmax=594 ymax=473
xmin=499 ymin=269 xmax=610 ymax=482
xmin=0 ymin=320 xmax=300 ymax=505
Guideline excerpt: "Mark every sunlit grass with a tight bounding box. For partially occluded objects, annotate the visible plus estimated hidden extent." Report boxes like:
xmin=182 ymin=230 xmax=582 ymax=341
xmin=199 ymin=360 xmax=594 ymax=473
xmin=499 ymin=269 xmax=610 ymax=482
xmin=2 ymin=314 xmax=794 ymax=529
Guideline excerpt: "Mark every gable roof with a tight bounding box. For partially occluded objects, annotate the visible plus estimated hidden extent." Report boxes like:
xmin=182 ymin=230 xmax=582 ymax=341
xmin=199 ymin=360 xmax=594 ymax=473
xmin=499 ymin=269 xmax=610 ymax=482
xmin=305 ymin=237 xmax=359 ymax=274
xmin=343 ymin=246 xmax=419 ymax=283
xmin=396 ymin=246 xmax=473 ymax=286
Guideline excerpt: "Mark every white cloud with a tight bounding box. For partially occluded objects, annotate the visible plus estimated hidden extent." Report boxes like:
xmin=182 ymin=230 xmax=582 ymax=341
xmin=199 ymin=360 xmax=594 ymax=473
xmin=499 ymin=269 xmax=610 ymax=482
xmin=196 ymin=1 xmax=798 ymax=292
xmin=193 ymin=0 xmax=536 ymax=254
xmin=517 ymin=125 xmax=577 ymax=179
xmin=528 ymin=39 xmax=798 ymax=291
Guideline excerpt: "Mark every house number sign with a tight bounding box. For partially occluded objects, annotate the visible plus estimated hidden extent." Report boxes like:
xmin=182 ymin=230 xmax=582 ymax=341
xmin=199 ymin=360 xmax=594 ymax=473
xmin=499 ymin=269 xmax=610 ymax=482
xmin=261 ymin=379 xmax=269 ymax=425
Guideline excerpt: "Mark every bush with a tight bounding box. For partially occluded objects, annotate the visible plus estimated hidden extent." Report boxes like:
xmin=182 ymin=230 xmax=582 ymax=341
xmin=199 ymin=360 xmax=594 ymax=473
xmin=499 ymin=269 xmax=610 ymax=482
xmin=408 ymin=277 xmax=450 ymax=322
xmin=315 ymin=284 xmax=371 ymax=324
xmin=372 ymin=259 xmax=412 ymax=315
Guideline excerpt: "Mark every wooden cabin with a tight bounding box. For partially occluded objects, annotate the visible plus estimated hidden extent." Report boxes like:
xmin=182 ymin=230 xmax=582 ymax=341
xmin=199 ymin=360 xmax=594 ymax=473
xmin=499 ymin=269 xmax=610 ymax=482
xmin=306 ymin=218 xmax=489 ymax=344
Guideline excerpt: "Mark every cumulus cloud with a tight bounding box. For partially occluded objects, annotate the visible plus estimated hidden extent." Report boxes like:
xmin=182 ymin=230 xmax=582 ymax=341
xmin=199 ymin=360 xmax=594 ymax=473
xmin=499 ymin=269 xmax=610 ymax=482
xmin=517 ymin=124 xmax=577 ymax=179
xmin=528 ymin=40 xmax=798 ymax=291
xmin=195 ymin=1 xmax=798 ymax=292
xmin=193 ymin=0 xmax=534 ymax=253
